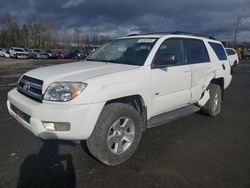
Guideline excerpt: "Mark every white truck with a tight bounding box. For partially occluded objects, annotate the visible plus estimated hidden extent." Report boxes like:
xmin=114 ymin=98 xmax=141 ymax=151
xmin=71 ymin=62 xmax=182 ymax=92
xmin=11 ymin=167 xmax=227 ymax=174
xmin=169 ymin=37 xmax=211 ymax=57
xmin=7 ymin=32 xmax=232 ymax=165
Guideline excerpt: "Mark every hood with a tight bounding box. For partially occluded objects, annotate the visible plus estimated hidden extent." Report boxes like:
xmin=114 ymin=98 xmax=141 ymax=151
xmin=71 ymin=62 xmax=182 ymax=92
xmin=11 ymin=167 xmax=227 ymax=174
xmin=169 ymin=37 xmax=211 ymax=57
xmin=25 ymin=61 xmax=138 ymax=85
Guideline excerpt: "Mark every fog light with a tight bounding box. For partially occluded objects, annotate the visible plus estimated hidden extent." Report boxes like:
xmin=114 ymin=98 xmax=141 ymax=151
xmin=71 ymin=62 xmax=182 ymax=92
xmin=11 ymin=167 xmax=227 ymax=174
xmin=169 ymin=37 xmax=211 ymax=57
xmin=43 ymin=122 xmax=70 ymax=131
xmin=43 ymin=122 xmax=55 ymax=131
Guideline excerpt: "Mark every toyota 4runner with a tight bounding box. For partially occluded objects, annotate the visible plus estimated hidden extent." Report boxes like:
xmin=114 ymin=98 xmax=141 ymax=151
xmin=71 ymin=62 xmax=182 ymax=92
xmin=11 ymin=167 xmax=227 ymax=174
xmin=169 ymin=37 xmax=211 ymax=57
xmin=7 ymin=32 xmax=232 ymax=165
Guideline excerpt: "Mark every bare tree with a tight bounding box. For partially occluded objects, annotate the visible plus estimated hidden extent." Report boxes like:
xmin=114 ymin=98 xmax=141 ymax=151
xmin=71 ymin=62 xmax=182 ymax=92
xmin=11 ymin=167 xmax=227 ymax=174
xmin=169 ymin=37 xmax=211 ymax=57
xmin=0 ymin=14 xmax=21 ymax=47
xmin=0 ymin=14 xmax=111 ymax=49
xmin=74 ymin=27 xmax=82 ymax=47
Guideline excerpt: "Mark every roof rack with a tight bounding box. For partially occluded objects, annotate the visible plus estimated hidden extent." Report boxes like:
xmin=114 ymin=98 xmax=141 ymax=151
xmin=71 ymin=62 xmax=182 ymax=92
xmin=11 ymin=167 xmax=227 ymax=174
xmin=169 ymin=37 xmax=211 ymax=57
xmin=171 ymin=31 xmax=216 ymax=40
xmin=127 ymin=33 xmax=140 ymax=36
xmin=127 ymin=31 xmax=216 ymax=40
xmin=128 ymin=32 xmax=171 ymax=36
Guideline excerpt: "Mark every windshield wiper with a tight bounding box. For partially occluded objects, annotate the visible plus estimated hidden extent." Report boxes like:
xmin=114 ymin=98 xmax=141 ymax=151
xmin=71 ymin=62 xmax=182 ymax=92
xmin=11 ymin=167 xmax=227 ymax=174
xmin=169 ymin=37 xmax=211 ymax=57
xmin=86 ymin=58 xmax=96 ymax=61
xmin=103 ymin=60 xmax=120 ymax=64
xmin=86 ymin=59 xmax=120 ymax=64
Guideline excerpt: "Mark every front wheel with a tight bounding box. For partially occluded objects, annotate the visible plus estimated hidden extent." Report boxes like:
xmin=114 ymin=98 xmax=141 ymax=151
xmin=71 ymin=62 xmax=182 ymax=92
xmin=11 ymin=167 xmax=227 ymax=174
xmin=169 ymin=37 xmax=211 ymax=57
xmin=201 ymin=84 xmax=222 ymax=117
xmin=87 ymin=103 xmax=142 ymax=165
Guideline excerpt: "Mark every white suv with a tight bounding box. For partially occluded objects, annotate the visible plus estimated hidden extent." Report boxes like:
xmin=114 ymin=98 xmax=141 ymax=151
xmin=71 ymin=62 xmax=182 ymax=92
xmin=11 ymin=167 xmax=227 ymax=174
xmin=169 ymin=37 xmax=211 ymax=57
xmin=225 ymin=48 xmax=239 ymax=73
xmin=9 ymin=47 xmax=29 ymax=59
xmin=7 ymin=32 xmax=232 ymax=165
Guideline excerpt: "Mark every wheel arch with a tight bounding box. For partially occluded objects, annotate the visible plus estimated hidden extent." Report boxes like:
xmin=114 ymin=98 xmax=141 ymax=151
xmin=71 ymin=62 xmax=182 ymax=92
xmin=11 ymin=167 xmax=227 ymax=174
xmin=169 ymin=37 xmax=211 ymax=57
xmin=210 ymin=77 xmax=224 ymax=100
xmin=105 ymin=95 xmax=147 ymax=130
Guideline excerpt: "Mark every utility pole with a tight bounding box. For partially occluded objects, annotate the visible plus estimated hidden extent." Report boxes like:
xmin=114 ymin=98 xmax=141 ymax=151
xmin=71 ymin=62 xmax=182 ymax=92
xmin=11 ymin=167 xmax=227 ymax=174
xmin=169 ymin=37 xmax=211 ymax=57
xmin=233 ymin=17 xmax=240 ymax=47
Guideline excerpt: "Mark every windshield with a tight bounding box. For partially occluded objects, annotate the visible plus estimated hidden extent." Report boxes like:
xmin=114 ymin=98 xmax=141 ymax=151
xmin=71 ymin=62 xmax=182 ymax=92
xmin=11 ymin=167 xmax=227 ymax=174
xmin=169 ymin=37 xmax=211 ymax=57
xmin=86 ymin=38 xmax=158 ymax=66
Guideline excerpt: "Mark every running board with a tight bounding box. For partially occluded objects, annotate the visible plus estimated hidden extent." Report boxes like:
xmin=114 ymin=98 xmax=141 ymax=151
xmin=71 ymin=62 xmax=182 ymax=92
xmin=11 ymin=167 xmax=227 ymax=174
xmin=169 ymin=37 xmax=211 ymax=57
xmin=147 ymin=105 xmax=200 ymax=128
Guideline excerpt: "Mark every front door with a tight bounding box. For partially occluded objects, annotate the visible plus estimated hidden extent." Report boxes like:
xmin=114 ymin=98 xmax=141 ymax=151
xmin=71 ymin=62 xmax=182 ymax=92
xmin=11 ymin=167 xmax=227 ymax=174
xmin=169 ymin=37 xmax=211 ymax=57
xmin=151 ymin=38 xmax=192 ymax=116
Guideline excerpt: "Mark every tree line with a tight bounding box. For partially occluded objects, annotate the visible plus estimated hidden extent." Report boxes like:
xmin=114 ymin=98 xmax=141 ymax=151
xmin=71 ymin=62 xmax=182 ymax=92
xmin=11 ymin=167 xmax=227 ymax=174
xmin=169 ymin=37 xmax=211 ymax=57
xmin=0 ymin=14 xmax=111 ymax=49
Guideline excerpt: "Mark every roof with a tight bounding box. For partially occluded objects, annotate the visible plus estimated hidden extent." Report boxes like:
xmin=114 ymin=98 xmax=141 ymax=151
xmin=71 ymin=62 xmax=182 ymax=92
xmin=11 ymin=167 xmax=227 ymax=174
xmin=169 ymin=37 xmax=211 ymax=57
xmin=126 ymin=31 xmax=216 ymax=40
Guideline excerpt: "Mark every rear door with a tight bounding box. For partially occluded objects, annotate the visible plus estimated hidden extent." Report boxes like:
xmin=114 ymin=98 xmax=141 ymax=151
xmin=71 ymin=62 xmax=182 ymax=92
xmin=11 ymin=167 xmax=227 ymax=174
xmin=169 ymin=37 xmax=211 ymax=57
xmin=185 ymin=39 xmax=213 ymax=103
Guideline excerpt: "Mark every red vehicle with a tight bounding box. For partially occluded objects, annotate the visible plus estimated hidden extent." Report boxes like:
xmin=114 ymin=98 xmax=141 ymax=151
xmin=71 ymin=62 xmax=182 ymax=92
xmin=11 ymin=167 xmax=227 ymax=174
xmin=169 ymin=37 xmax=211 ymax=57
xmin=58 ymin=50 xmax=67 ymax=59
xmin=57 ymin=49 xmax=79 ymax=59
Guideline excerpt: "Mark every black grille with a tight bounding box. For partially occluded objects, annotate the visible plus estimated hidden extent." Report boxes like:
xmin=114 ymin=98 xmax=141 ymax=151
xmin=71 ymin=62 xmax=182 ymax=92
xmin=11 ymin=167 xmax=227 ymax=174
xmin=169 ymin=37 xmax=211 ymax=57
xmin=17 ymin=75 xmax=43 ymax=102
xmin=10 ymin=103 xmax=31 ymax=124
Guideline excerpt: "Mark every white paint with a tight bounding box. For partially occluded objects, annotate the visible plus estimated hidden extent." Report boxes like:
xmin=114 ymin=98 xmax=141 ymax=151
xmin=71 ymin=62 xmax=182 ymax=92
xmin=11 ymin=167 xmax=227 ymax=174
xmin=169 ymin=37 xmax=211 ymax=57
xmin=197 ymin=90 xmax=210 ymax=107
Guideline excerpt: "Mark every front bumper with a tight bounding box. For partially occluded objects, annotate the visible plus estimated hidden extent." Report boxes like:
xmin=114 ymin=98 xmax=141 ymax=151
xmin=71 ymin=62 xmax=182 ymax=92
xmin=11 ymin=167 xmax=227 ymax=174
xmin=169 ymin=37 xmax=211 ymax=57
xmin=7 ymin=88 xmax=104 ymax=140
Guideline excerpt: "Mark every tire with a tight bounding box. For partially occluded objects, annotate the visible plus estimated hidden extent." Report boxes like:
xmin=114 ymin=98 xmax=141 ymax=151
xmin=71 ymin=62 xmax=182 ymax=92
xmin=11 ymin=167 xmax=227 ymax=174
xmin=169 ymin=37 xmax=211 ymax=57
xmin=87 ymin=103 xmax=142 ymax=165
xmin=231 ymin=62 xmax=238 ymax=73
xmin=201 ymin=84 xmax=222 ymax=117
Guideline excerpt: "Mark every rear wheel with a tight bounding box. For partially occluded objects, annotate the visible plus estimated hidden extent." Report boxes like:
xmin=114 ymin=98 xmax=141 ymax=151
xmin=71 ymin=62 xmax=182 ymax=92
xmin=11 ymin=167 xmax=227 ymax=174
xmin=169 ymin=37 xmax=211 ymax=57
xmin=87 ymin=103 xmax=142 ymax=165
xmin=201 ymin=84 xmax=222 ymax=117
xmin=231 ymin=61 xmax=238 ymax=73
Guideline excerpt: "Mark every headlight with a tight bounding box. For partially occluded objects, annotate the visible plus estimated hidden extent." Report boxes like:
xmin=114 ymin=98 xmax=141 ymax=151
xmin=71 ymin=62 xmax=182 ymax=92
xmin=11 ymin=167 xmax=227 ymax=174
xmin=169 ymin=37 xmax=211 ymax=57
xmin=44 ymin=82 xmax=87 ymax=102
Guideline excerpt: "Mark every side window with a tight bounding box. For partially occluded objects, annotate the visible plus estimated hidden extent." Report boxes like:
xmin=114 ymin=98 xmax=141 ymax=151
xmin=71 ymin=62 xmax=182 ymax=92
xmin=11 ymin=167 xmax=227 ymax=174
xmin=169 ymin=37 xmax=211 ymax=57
xmin=208 ymin=42 xmax=227 ymax=60
xmin=154 ymin=38 xmax=185 ymax=66
xmin=186 ymin=39 xmax=210 ymax=64
xmin=226 ymin=49 xmax=236 ymax=56
xmin=230 ymin=49 xmax=236 ymax=55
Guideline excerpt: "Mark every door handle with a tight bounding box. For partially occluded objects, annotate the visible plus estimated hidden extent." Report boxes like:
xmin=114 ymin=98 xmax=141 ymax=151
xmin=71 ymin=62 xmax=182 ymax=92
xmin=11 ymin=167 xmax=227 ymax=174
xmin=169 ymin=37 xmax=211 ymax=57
xmin=222 ymin=64 xmax=226 ymax=70
xmin=183 ymin=70 xmax=191 ymax=73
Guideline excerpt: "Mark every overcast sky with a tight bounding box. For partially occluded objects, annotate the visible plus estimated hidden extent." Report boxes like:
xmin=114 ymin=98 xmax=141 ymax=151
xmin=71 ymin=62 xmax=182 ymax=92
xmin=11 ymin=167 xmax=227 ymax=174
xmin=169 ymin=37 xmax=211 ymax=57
xmin=0 ymin=0 xmax=250 ymax=41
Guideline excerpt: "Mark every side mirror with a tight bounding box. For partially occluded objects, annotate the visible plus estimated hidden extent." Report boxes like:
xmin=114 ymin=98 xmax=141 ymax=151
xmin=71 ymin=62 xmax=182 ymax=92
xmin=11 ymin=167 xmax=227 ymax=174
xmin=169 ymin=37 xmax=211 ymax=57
xmin=152 ymin=53 xmax=176 ymax=69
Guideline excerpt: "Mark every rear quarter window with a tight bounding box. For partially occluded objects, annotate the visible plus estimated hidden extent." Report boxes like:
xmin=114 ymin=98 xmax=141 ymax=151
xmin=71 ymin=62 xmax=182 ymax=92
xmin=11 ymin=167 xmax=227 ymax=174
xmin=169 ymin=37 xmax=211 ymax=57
xmin=186 ymin=39 xmax=210 ymax=64
xmin=209 ymin=42 xmax=227 ymax=60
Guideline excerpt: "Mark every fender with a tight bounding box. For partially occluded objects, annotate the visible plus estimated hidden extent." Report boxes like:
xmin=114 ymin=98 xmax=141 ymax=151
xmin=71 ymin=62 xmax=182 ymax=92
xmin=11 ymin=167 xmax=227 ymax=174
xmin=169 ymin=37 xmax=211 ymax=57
xmin=92 ymin=81 xmax=152 ymax=118
xmin=204 ymin=72 xmax=216 ymax=91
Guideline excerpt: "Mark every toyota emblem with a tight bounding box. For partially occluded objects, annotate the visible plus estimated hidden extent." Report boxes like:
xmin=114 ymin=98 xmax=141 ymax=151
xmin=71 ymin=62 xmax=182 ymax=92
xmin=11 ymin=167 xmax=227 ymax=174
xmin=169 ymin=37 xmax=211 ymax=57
xmin=23 ymin=83 xmax=30 ymax=92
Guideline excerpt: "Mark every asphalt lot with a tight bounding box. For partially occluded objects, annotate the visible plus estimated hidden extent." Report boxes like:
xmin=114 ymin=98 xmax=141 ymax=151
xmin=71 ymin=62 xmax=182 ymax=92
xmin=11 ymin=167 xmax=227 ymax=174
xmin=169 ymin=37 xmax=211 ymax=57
xmin=0 ymin=57 xmax=250 ymax=188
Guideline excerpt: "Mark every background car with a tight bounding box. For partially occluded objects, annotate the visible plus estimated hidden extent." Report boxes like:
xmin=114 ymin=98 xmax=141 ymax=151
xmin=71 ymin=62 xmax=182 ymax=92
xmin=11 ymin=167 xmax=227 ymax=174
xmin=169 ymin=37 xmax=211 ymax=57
xmin=0 ymin=48 xmax=5 ymax=57
xmin=244 ymin=50 xmax=250 ymax=59
xmin=57 ymin=50 xmax=68 ymax=59
xmin=58 ymin=49 xmax=76 ymax=59
xmin=3 ymin=49 xmax=10 ymax=58
xmin=46 ymin=50 xmax=58 ymax=59
xmin=76 ymin=50 xmax=91 ymax=60
xmin=29 ymin=49 xmax=48 ymax=59
xmin=225 ymin=48 xmax=239 ymax=73
xmin=9 ymin=47 xmax=29 ymax=59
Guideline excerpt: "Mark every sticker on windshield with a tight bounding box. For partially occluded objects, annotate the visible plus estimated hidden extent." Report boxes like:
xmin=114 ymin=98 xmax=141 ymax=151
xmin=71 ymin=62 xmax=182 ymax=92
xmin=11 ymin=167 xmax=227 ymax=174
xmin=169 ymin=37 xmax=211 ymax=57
xmin=118 ymin=47 xmax=127 ymax=52
xmin=137 ymin=39 xmax=156 ymax=43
